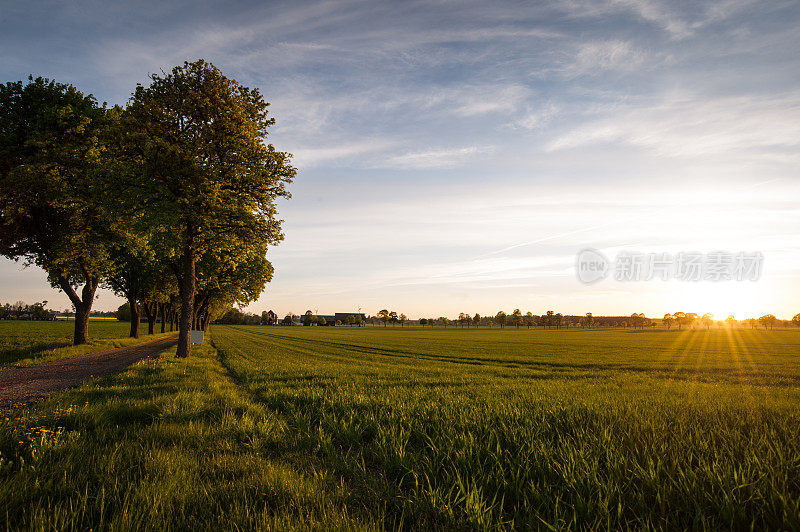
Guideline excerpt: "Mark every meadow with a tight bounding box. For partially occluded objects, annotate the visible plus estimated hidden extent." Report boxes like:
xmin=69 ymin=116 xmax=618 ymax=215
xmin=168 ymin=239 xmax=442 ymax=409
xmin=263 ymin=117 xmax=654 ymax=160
xmin=1 ymin=325 xmax=799 ymax=529
xmin=0 ymin=320 xmax=171 ymax=370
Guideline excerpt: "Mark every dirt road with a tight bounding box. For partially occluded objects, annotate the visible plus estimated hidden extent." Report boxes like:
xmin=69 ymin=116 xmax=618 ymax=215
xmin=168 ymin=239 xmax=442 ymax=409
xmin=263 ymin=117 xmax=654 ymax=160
xmin=0 ymin=335 xmax=178 ymax=410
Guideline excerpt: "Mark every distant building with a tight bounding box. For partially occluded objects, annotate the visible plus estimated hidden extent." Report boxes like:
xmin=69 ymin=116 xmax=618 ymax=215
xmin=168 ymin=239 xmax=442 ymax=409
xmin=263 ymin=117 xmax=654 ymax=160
xmin=263 ymin=310 xmax=278 ymax=325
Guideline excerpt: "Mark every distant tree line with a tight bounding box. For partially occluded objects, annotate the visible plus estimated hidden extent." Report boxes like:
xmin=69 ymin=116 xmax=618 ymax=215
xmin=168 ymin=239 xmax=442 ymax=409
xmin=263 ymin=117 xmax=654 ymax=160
xmin=296 ymin=311 xmax=365 ymax=326
xmin=413 ymin=311 xmax=645 ymax=329
xmin=194 ymin=307 xmax=800 ymax=330
xmin=338 ymin=310 xmax=799 ymax=330
xmin=663 ymin=313 xmax=793 ymax=330
xmin=0 ymin=60 xmax=295 ymax=355
xmin=213 ymin=308 xmax=263 ymax=326
xmin=0 ymin=300 xmax=56 ymax=321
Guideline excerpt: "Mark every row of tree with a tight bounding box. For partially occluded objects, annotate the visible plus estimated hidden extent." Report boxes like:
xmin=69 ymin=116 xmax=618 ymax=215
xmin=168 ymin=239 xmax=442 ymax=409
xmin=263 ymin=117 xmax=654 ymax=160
xmin=0 ymin=301 xmax=56 ymax=321
xmin=413 ymin=311 xmax=604 ymax=329
xmin=0 ymin=60 xmax=295 ymax=355
xmin=663 ymin=313 xmax=793 ymax=330
xmin=372 ymin=311 xmax=618 ymax=328
xmin=298 ymin=311 xmax=365 ymax=326
xmin=175 ymin=307 xmax=800 ymax=330
xmin=363 ymin=311 xmax=799 ymax=329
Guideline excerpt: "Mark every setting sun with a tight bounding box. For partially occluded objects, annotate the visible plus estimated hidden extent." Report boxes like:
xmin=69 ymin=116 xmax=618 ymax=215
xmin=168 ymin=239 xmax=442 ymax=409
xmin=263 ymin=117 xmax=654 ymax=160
xmin=669 ymin=282 xmax=765 ymax=321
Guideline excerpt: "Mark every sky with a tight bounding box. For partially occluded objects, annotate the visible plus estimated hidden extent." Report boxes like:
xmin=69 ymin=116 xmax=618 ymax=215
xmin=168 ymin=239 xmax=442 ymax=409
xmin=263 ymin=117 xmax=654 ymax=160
xmin=1 ymin=0 xmax=799 ymax=320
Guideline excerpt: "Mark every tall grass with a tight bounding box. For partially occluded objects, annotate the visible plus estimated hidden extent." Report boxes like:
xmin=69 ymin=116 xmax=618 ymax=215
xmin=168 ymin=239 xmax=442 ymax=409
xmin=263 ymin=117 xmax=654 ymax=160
xmin=213 ymin=326 xmax=800 ymax=529
xmin=0 ymin=343 xmax=377 ymax=530
xmin=0 ymin=321 xmax=172 ymax=369
xmin=0 ymin=326 xmax=798 ymax=529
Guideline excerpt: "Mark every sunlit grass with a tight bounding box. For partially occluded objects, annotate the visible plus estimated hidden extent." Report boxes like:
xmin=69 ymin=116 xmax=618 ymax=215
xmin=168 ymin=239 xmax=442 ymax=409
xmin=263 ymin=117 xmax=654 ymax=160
xmin=0 ymin=321 xmax=172 ymax=370
xmin=0 ymin=343 xmax=378 ymax=530
xmin=212 ymin=326 xmax=800 ymax=529
xmin=0 ymin=325 xmax=798 ymax=529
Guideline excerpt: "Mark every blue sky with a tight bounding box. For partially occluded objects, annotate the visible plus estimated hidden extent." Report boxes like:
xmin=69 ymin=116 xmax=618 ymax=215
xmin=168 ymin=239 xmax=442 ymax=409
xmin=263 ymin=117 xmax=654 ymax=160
xmin=2 ymin=0 xmax=799 ymax=319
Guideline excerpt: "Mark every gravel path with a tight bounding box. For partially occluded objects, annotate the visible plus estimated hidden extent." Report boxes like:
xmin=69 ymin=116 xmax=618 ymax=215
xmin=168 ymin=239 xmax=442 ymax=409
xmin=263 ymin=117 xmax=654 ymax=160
xmin=0 ymin=334 xmax=178 ymax=411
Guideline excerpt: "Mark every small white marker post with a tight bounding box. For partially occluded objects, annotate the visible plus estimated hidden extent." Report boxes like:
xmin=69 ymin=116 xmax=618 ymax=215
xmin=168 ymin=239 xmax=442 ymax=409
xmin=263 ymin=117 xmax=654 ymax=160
xmin=191 ymin=330 xmax=205 ymax=344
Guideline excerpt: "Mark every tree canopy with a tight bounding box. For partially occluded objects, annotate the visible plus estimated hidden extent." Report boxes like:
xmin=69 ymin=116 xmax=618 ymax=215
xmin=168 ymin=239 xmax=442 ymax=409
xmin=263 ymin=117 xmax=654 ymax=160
xmin=0 ymin=76 xmax=120 ymax=344
xmin=0 ymin=62 xmax=294 ymax=352
xmin=122 ymin=60 xmax=295 ymax=356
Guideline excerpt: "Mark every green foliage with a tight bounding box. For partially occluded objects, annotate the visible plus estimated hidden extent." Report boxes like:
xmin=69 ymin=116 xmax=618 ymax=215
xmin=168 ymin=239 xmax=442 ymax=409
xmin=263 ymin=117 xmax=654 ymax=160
xmin=116 ymin=303 xmax=131 ymax=322
xmin=214 ymin=308 xmax=261 ymax=325
xmin=0 ymin=61 xmax=295 ymax=349
xmin=195 ymin=245 xmax=273 ymax=323
xmin=124 ymin=59 xmax=294 ymax=260
xmin=0 ymin=77 xmax=122 ymax=343
xmin=0 ymin=77 xmax=112 ymax=279
xmin=122 ymin=59 xmax=295 ymax=355
xmin=0 ymin=301 xmax=54 ymax=321
xmin=378 ymin=309 xmax=389 ymax=327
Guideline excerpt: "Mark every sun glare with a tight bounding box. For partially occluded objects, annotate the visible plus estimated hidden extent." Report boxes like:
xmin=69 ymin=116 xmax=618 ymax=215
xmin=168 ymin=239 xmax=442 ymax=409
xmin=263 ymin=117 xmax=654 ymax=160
xmin=669 ymin=282 xmax=764 ymax=321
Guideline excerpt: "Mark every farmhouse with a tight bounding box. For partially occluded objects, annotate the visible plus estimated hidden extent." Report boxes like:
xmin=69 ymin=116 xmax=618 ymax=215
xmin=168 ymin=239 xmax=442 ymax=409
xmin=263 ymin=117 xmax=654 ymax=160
xmin=263 ymin=310 xmax=278 ymax=325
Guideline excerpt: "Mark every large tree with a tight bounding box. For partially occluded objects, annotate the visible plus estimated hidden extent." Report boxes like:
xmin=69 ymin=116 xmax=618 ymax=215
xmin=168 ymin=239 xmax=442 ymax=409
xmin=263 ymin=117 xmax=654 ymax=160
xmin=125 ymin=60 xmax=295 ymax=357
xmin=511 ymin=308 xmax=522 ymax=329
xmin=0 ymin=77 xmax=117 ymax=344
xmin=193 ymin=243 xmax=273 ymax=330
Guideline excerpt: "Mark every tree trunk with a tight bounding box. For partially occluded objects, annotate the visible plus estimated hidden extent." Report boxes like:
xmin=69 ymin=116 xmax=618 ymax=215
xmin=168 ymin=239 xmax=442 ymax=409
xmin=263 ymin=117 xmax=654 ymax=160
xmin=143 ymin=302 xmax=157 ymax=335
xmin=58 ymin=275 xmax=98 ymax=346
xmin=73 ymin=300 xmax=91 ymax=346
xmin=196 ymin=300 xmax=210 ymax=332
xmin=176 ymin=241 xmax=195 ymax=358
xmin=192 ymin=296 xmax=208 ymax=332
xmin=128 ymin=297 xmax=140 ymax=338
xmin=160 ymin=304 xmax=167 ymax=333
xmin=148 ymin=303 xmax=156 ymax=335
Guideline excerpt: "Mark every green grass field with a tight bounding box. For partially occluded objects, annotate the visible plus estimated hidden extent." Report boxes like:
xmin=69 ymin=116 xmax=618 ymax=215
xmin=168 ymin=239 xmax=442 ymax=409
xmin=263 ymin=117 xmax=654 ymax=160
xmin=1 ymin=325 xmax=799 ymax=529
xmin=0 ymin=320 xmax=171 ymax=370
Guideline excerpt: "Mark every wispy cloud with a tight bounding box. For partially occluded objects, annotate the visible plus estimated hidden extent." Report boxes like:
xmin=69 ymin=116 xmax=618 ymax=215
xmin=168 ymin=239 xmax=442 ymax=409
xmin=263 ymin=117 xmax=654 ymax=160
xmin=385 ymin=146 xmax=495 ymax=169
xmin=560 ymin=0 xmax=763 ymax=39
xmin=513 ymin=103 xmax=559 ymax=130
xmin=291 ymin=139 xmax=399 ymax=168
xmin=546 ymin=91 xmax=800 ymax=159
xmin=567 ymin=40 xmax=649 ymax=75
